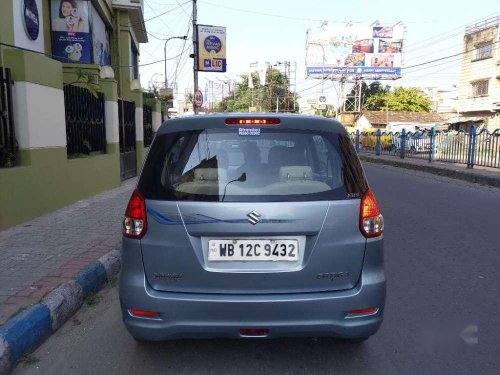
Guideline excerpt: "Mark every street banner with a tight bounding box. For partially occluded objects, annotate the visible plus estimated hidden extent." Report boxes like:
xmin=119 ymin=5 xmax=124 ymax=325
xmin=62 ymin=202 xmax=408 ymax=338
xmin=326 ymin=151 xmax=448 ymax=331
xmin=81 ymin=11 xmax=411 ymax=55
xmin=305 ymin=23 xmax=404 ymax=79
xmin=248 ymin=72 xmax=254 ymax=89
xmin=50 ymin=0 xmax=91 ymax=63
xmin=197 ymin=24 xmax=226 ymax=72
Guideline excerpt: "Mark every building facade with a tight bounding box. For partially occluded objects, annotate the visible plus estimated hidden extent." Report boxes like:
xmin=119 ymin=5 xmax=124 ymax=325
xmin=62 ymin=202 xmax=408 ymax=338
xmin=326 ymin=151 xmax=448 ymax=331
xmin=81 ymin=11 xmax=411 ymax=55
xmin=0 ymin=0 xmax=161 ymax=230
xmin=457 ymin=16 xmax=500 ymax=130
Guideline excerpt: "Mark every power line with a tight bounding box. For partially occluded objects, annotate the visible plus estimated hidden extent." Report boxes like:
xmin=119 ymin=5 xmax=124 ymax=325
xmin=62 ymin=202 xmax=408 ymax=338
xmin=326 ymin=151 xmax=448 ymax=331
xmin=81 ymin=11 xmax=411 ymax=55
xmin=403 ymin=40 xmax=499 ymax=71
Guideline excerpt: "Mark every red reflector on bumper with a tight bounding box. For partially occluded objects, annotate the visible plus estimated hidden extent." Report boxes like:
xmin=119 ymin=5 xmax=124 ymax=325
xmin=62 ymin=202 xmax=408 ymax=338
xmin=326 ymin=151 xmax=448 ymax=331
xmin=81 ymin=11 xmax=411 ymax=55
xmin=239 ymin=328 xmax=270 ymax=336
xmin=129 ymin=309 xmax=160 ymax=318
xmin=347 ymin=307 xmax=379 ymax=317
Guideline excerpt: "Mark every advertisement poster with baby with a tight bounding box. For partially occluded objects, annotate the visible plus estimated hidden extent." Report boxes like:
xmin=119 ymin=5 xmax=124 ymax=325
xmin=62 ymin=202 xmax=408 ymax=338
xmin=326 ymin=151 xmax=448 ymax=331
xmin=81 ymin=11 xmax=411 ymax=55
xmin=50 ymin=0 xmax=91 ymax=63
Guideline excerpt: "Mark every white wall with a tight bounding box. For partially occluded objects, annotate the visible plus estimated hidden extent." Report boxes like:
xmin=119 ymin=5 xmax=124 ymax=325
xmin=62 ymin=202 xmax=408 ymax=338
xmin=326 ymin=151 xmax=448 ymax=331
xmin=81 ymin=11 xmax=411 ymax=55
xmin=13 ymin=0 xmax=45 ymax=53
xmin=152 ymin=110 xmax=162 ymax=132
xmin=135 ymin=107 xmax=143 ymax=142
xmin=13 ymin=82 xmax=66 ymax=149
xmin=105 ymin=101 xmax=120 ymax=144
xmin=355 ymin=115 xmax=372 ymax=131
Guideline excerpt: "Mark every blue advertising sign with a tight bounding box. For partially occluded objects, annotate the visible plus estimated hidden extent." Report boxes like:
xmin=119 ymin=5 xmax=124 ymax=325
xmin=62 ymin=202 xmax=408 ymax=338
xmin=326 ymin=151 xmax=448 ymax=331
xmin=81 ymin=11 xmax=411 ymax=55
xmin=24 ymin=0 xmax=40 ymax=41
xmin=50 ymin=0 xmax=91 ymax=63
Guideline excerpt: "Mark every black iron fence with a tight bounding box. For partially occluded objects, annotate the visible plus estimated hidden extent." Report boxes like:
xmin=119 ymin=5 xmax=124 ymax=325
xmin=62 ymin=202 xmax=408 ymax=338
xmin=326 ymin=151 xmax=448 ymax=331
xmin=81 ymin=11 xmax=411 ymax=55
xmin=0 ymin=66 xmax=16 ymax=168
xmin=143 ymin=104 xmax=153 ymax=147
xmin=118 ymin=99 xmax=137 ymax=180
xmin=63 ymin=85 xmax=106 ymax=157
xmin=351 ymin=125 xmax=500 ymax=169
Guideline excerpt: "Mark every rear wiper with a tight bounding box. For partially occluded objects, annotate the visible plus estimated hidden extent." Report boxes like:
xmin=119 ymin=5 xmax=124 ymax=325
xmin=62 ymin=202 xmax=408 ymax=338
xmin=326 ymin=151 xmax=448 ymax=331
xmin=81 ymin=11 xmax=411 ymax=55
xmin=221 ymin=173 xmax=246 ymax=202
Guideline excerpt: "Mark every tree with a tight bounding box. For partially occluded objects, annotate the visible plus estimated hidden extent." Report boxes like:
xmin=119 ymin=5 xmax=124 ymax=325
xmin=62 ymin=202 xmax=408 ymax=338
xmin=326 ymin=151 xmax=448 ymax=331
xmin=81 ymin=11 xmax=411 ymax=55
xmin=218 ymin=69 xmax=299 ymax=112
xmin=364 ymin=87 xmax=432 ymax=112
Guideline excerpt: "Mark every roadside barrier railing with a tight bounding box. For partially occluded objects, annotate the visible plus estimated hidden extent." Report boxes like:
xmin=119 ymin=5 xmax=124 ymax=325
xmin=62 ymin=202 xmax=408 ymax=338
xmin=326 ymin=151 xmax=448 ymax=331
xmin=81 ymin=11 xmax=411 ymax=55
xmin=351 ymin=125 xmax=500 ymax=169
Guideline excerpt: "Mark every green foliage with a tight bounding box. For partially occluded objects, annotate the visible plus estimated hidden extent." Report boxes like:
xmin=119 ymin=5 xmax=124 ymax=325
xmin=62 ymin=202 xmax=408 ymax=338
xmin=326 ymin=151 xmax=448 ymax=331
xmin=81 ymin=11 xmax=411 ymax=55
xmin=364 ymin=87 xmax=432 ymax=112
xmin=64 ymin=68 xmax=100 ymax=98
xmin=143 ymin=88 xmax=172 ymax=111
xmin=218 ymin=69 xmax=299 ymax=113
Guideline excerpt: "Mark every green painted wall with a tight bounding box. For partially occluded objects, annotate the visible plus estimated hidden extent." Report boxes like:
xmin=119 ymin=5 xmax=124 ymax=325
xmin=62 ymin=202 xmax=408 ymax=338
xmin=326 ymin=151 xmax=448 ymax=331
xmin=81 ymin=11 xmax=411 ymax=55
xmin=3 ymin=48 xmax=63 ymax=89
xmin=0 ymin=147 xmax=121 ymax=230
xmin=0 ymin=1 xmax=14 ymax=62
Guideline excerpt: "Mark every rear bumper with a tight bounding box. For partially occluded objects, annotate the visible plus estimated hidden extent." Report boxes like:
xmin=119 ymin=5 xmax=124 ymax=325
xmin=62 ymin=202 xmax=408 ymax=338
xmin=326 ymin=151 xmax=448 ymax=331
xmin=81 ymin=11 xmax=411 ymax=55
xmin=119 ymin=238 xmax=386 ymax=340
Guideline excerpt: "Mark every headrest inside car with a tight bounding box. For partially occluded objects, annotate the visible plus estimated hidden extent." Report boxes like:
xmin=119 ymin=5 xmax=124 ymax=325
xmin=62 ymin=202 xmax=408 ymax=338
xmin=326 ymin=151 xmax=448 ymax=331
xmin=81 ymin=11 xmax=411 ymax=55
xmin=279 ymin=166 xmax=313 ymax=182
xmin=194 ymin=168 xmax=226 ymax=182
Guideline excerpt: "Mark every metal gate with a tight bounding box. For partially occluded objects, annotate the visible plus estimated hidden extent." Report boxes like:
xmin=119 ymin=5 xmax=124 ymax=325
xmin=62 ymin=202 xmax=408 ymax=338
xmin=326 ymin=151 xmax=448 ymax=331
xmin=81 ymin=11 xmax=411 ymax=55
xmin=118 ymin=99 xmax=136 ymax=180
xmin=1 ymin=66 xmax=16 ymax=168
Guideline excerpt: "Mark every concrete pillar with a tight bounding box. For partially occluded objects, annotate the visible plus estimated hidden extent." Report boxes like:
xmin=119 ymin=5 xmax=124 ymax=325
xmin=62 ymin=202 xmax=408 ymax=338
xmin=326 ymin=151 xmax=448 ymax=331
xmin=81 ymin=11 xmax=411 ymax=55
xmin=152 ymin=99 xmax=162 ymax=132
xmin=4 ymin=49 xmax=66 ymax=162
xmin=100 ymin=79 xmax=120 ymax=154
xmin=135 ymin=106 xmax=144 ymax=143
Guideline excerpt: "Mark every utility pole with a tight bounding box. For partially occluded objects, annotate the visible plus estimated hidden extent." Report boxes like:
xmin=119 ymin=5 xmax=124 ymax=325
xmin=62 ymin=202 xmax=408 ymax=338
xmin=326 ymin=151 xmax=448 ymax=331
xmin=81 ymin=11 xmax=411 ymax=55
xmin=192 ymin=0 xmax=199 ymax=114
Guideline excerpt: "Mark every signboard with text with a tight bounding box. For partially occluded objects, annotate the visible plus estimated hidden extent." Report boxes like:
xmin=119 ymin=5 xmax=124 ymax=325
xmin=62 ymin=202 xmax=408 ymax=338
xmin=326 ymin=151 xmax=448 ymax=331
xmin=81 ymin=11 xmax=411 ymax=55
xmin=197 ymin=24 xmax=226 ymax=72
xmin=50 ymin=0 xmax=91 ymax=63
xmin=305 ymin=23 xmax=404 ymax=79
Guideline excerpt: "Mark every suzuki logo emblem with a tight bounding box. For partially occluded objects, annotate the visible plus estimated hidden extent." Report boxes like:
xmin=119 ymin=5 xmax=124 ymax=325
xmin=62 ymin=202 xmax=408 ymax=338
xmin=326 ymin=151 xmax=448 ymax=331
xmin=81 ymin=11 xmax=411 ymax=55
xmin=247 ymin=210 xmax=261 ymax=225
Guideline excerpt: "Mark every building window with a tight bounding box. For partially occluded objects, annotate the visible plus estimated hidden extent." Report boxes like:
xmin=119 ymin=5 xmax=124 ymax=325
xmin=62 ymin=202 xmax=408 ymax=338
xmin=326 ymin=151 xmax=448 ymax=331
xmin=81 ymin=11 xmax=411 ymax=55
xmin=471 ymin=80 xmax=489 ymax=97
xmin=130 ymin=43 xmax=139 ymax=80
xmin=474 ymin=41 xmax=492 ymax=60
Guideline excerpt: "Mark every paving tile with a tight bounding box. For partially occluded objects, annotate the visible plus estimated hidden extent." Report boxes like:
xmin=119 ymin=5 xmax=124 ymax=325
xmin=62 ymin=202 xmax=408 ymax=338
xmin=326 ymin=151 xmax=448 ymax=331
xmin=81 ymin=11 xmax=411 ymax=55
xmin=0 ymin=178 xmax=135 ymax=324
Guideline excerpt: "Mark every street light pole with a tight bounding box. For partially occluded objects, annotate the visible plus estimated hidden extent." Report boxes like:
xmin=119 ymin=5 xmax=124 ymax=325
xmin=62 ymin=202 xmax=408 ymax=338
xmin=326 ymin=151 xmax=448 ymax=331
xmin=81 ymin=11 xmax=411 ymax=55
xmin=164 ymin=35 xmax=188 ymax=89
xmin=192 ymin=0 xmax=199 ymax=114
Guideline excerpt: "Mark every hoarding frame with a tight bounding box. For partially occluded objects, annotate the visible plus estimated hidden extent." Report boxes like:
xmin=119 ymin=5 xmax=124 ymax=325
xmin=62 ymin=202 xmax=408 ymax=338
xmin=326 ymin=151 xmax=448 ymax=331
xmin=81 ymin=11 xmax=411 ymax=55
xmin=305 ymin=22 xmax=405 ymax=81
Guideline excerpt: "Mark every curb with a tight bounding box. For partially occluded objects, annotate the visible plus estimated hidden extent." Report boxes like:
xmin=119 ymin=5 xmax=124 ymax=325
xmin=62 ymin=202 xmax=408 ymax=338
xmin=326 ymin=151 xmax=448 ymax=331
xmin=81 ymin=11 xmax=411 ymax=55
xmin=359 ymin=155 xmax=500 ymax=188
xmin=0 ymin=247 xmax=121 ymax=374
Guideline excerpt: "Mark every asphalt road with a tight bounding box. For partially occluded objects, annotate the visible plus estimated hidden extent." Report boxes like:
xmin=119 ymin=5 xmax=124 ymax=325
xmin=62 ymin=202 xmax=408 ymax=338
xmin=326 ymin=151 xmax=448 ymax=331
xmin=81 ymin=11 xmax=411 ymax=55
xmin=14 ymin=163 xmax=500 ymax=375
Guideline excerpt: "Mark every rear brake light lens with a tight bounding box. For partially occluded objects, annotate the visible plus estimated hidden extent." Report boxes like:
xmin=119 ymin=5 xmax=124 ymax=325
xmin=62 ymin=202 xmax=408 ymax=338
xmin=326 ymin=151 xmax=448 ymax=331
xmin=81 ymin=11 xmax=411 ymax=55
xmin=123 ymin=189 xmax=147 ymax=239
xmin=359 ymin=190 xmax=384 ymax=238
xmin=225 ymin=118 xmax=280 ymax=125
xmin=129 ymin=309 xmax=159 ymax=318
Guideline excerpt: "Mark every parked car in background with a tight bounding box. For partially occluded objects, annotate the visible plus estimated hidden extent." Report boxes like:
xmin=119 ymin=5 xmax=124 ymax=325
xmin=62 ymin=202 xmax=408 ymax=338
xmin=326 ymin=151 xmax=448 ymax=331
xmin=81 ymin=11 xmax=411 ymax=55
xmin=392 ymin=132 xmax=433 ymax=153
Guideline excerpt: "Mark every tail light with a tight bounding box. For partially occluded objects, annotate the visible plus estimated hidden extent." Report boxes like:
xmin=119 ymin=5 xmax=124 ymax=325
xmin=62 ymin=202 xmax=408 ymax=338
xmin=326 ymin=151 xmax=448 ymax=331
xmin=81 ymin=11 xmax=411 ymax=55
xmin=129 ymin=309 xmax=159 ymax=318
xmin=359 ymin=190 xmax=384 ymax=238
xmin=123 ymin=189 xmax=147 ymax=239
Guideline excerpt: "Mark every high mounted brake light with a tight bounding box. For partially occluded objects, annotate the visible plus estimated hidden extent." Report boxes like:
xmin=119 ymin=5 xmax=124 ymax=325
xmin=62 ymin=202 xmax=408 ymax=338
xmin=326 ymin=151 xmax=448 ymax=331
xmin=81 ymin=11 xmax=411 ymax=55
xmin=359 ymin=190 xmax=384 ymax=238
xmin=123 ymin=189 xmax=147 ymax=239
xmin=225 ymin=118 xmax=281 ymax=125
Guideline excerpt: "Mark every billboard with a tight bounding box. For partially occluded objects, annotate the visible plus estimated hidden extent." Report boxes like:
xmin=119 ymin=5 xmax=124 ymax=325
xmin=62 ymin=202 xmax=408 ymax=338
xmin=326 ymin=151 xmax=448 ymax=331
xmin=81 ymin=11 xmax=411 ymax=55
xmin=305 ymin=23 xmax=404 ymax=78
xmin=50 ymin=0 xmax=91 ymax=63
xmin=197 ymin=24 xmax=226 ymax=72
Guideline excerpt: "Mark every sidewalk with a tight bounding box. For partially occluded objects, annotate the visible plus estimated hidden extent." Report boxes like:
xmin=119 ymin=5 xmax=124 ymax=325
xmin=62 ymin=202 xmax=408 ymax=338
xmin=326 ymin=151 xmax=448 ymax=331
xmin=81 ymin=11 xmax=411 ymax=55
xmin=359 ymin=153 xmax=500 ymax=188
xmin=0 ymin=179 xmax=135 ymax=325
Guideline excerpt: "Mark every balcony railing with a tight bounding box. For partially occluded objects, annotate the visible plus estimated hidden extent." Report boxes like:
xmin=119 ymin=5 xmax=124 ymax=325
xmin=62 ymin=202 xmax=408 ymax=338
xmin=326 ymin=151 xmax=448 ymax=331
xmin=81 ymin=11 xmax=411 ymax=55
xmin=465 ymin=16 xmax=500 ymax=35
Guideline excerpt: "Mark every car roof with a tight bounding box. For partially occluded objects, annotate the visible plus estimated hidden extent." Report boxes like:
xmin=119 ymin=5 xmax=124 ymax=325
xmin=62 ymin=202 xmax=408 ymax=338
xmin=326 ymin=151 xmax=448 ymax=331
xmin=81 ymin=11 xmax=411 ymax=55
xmin=157 ymin=113 xmax=348 ymax=135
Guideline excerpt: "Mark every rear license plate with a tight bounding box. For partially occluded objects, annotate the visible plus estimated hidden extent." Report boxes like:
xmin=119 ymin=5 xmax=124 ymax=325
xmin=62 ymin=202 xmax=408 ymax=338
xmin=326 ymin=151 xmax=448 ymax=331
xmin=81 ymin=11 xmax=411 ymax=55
xmin=208 ymin=239 xmax=299 ymax=262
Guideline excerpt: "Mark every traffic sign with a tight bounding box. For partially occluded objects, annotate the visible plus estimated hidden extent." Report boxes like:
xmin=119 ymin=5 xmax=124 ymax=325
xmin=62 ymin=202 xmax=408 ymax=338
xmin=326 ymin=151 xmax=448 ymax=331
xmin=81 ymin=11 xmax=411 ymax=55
xmin=194 ymin=90 xmax=203 ymax=107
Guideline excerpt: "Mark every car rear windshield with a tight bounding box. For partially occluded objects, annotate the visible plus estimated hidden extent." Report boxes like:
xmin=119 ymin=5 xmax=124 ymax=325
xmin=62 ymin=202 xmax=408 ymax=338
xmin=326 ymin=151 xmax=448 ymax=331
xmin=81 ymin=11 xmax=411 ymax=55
xmin=138 ymin=128 xmax=368 ymax=202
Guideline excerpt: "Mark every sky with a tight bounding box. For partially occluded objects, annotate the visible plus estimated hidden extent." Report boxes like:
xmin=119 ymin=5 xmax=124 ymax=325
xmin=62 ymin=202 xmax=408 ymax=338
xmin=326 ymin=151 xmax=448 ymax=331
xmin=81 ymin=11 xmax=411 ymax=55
xmin=138 ymin=0 xmax=500 ymax=109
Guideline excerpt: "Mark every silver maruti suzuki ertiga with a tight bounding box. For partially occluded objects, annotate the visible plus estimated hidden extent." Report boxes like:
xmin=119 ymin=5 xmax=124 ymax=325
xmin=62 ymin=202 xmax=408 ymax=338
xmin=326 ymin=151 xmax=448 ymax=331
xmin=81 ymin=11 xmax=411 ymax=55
xmin=119 ymin=114 xmax=385 ymax=342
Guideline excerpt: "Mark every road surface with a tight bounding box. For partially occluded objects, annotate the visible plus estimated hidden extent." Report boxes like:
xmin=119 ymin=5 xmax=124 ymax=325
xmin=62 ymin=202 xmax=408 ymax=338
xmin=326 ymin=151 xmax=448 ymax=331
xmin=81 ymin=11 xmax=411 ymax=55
xmin=14 ymin=163 xmax=500 ymax=374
